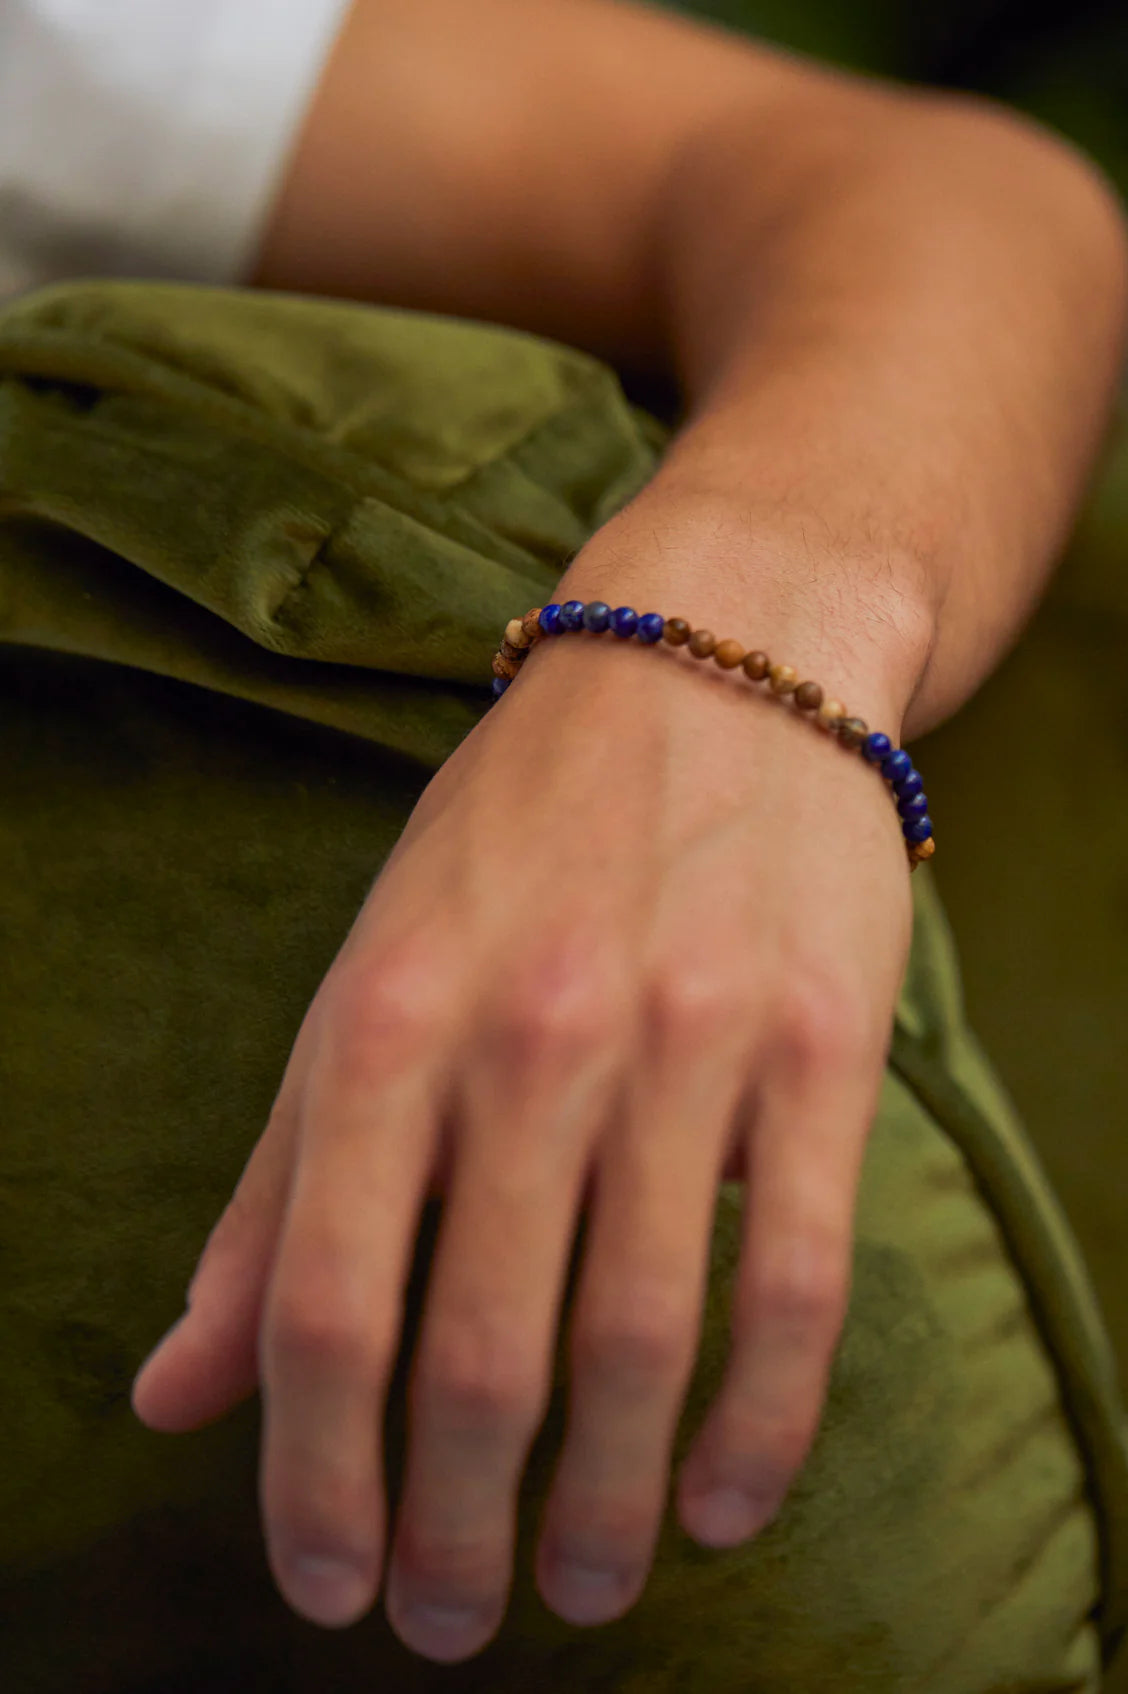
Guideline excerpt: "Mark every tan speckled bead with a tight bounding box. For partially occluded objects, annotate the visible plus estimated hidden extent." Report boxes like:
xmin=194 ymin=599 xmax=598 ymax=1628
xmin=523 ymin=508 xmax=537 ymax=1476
xmin=503 ymin=606 xmax=932 ymax=873
xmin=836 ymin=716 xmax=869 ymax=749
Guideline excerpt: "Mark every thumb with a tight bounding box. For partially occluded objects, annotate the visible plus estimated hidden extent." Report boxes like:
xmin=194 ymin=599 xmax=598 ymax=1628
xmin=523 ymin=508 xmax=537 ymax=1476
xmin=130 ymin=1008 xmax=321 ymax=1432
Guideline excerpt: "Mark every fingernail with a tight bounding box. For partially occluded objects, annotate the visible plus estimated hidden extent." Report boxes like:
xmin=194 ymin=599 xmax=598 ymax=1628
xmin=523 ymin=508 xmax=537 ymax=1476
xmin=402 ymin=1602 xmax=486 ymax=1645
xmin=401 ymin=1605 xmax=481 ymax=1633
xmin=685 ymin=1487 xmax=762 ymax=1546
xmin=289 ymin=1556 xmax=371 ymax=1626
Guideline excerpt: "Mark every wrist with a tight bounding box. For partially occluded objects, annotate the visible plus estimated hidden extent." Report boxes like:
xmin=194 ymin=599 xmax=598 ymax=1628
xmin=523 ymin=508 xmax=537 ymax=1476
xmin=551 ymin=486 xmax=937 ymax=746
xmin=498 ymin=578 xmax=938 ymax=872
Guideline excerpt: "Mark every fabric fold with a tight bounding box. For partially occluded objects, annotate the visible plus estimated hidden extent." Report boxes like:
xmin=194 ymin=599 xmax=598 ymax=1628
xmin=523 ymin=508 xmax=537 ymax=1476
xmin=2 ymin=278 xmax=1126 ymax=1691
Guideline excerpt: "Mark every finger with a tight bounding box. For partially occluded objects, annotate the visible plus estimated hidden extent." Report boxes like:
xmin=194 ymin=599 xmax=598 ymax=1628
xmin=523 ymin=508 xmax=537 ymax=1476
xmin=533 ymin=984 xmax=755 ymax=1629
xmin=676 ymin=1002 xmax=884 ymax=1548
xmin=256 ymin=964 xmax=459 ymax=1633
xmin=130 ymin=993 xmax=325 ymax=1430
xmin=382 ymin=958 xmax=630 ymax=1664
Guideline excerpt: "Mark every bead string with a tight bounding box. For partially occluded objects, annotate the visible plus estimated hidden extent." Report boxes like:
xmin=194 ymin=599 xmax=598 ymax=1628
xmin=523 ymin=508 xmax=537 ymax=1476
xmin=488 ymin=599 xmax=935 ymax=873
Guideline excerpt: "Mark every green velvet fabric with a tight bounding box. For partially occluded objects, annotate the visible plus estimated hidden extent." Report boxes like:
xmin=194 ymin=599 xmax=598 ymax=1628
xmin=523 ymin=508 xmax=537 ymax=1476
xmin=3 ymin=281 xmax=1128 ymax=1694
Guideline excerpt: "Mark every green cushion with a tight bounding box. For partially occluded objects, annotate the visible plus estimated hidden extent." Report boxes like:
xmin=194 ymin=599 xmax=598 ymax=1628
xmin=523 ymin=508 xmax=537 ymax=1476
xmin=2 ymin=281 xmax=1126 ymax=1692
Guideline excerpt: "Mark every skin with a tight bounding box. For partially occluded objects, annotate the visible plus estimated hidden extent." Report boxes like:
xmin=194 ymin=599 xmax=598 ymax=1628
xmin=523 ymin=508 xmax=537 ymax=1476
xmin=129 ymin=0 xmax=1128 ymax=1666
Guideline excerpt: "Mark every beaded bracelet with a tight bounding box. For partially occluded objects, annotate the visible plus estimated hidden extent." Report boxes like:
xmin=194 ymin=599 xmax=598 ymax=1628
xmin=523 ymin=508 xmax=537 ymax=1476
xmin=488 ymin=599 xmax=935 ymax=873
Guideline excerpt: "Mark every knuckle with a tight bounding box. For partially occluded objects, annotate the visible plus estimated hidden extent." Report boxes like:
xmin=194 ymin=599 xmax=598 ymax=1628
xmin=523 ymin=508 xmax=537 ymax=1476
xmin=550 ymin=1491 xmax=657 ymax=1567
xmin=709 ymin=1407 xmax=823 ymax=1499
xmin=489 ymin=937 xmax=629 ymax=1061
xmin=329 ymin=948 xmax=456 ymax=1075
xmin=743 ymin=1416 xmax=818 ymax=1484
xmin=420 ymin=1323 xmax=543 ymax=1429
xmin=748 ymin=1243 xmax=847 ymax=1332
xmin=774 ymin=973 xmax=868 ymax=1072
xmin=397 ymin=1536 xmax=509 ymax=1602
xmin=643 ymin=964 xmax=752 ymax=1051
xmin=266 ymin=1469 xmax=376 ymax=1566
xmin=574 ymin=1282 xmax=695 ymax=1383
xmin=265 ymin=1292 xmax=395 ymax=1382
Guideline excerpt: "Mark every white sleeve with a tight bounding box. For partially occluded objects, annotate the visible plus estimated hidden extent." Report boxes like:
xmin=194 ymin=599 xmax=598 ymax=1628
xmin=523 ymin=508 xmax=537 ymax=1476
xmin=0 ymin=0 xmax=355 ymax=303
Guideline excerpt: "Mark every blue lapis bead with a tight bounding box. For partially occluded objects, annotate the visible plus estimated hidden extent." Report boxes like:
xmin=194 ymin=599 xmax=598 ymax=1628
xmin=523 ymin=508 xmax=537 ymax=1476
xmin=491 ymin=676 xmax=509 ymax=699
xmin=882 ymin=749 xmax=913 ymax=784
xmin=539 ymin=603 xmax=563 ymax=634
xmin=582 ymin=600 xmax=612 ymax=632
xmin=903 ymin=816 xmax=933 ymax=843
xmin=559 ymin=599 xmax=586 ymax=631
xmin=893 ymin=769 xmax=924 ymax=801
xmin=863 ymin=732 xmax=892 ymax=764
xmin=610 ymin=605 xmax=639 ymax=637
xmin=897 ymin=792 xmax=929 ymax=820
xmin=637 ymin=612 xmax=665 ymax=644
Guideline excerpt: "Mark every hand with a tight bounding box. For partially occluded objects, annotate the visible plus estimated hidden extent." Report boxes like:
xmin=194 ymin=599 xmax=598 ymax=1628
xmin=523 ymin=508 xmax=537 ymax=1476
xmin=130 ymin=564 xmax=915 ymax=1665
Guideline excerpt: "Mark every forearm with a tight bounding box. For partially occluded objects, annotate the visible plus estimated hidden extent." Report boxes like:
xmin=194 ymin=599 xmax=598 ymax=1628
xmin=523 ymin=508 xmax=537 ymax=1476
xmin=252 ymin=0 xmax=1128 ymax=745
xmin=632 ymin=89 xmax=1128 ymax=744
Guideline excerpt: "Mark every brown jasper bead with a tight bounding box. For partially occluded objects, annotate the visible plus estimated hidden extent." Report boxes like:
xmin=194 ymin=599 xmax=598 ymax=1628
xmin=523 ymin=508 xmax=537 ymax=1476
xmin=816 ymin=697 xmax=846 ymax=730
xmin=713 ymin=638 xmax=745 ymax=669
xmin=910 ymin=836 xmax=936 ymax=864
xmin=663 ymin=617 xmax=691 ymax=645
xmin=491 ymin=652 xmax=520 ymax=680
xmin=505 ymin=617 xmax=532 ymax=649
xmin=500 ymin=638 xmax=527 ymax=663
xmin=794 ymin=680 xmax=824 ymax=711
xmin=521 ymin=609 xmax=544 ymax=641
xmin=742 ymin=650 xmax=771 ymax=681
xmin=836 ymin=716 xmax=869 ymax=749
xmin=768 ymin=663 xmax=798 ymax=694
xmin=688 ymin=628 xmax=717 ymax=658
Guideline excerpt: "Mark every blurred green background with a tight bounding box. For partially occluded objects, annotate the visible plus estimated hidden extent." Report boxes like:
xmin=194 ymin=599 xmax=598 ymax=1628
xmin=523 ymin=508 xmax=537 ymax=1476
xmin=661 ymin=0 xmax=1128 ymax=207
